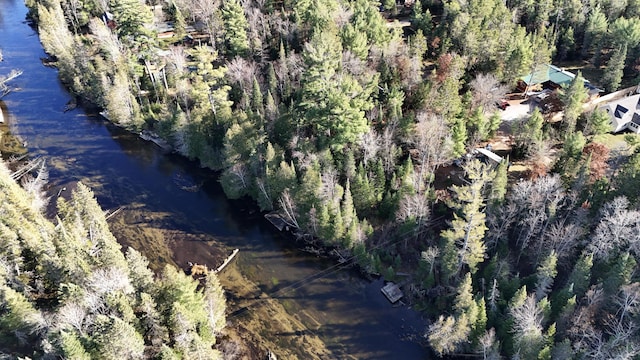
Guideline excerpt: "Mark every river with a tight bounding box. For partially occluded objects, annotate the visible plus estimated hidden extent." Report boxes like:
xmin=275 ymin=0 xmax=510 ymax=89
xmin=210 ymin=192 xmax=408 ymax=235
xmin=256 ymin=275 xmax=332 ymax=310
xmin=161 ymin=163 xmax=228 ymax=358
xmin=0 ymin=2 xmax=429 ymax=358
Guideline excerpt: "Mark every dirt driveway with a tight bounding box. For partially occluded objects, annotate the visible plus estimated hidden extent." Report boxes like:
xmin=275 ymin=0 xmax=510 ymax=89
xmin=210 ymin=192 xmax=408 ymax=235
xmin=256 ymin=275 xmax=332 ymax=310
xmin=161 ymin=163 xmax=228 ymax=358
xmin=499 ymin=98 xmax=535 ymax=121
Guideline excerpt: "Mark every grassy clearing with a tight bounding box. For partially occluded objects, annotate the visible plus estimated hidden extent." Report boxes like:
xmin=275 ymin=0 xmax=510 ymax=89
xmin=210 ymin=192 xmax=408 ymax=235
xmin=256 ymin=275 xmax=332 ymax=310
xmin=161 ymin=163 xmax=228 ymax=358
xmin=593 ymin=133 xmax=636 ymax=154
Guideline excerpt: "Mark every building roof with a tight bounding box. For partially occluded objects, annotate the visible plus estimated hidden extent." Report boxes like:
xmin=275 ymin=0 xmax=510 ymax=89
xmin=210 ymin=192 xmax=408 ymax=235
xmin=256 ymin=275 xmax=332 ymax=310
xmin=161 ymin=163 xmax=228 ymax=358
xmin=520 ymin=65 xmax=603 ymax=94
xmin=599 ymin=93 xmax=640 ymax=133
xmin=520 ymin=64 xmax=577 ymax=86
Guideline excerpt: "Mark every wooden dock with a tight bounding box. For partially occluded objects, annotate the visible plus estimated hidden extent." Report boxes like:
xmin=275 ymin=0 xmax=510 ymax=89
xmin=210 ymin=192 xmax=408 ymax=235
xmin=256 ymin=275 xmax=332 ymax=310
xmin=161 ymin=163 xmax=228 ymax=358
xmin=381 ymin=282 xmax=404 ymax=303
xmin=213 ymin=249 xmax=239 ymax=274
xmin=265 ymin=212 xmax=289 ymax=231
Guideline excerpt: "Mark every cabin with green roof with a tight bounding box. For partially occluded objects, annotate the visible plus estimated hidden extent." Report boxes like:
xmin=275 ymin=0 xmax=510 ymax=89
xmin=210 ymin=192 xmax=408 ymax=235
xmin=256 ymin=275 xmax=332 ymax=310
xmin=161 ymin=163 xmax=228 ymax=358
xmin=517 ymin=64 xmax=602 ymax=97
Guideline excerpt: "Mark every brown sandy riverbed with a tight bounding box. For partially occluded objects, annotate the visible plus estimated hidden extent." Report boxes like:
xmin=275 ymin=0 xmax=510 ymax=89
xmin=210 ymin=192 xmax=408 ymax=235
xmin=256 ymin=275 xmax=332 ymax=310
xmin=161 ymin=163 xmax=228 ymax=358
xmin=108 ymin=207 xmax=334 ymax=359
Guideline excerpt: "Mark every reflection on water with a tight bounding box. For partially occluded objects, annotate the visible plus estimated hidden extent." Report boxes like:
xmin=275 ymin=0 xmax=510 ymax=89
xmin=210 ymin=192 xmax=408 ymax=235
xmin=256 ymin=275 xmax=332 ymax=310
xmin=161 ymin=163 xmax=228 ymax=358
xmin=0 ymin=3 xmax=429 ymax=359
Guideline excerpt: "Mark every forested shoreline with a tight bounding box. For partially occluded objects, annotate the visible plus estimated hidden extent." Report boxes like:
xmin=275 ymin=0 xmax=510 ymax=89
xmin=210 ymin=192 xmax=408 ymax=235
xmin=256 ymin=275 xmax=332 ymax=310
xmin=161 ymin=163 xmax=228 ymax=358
xmin=19 ymin=0 xmax=640 ymax=357
xmin=0 ymin=157 xmax=227 ymax=358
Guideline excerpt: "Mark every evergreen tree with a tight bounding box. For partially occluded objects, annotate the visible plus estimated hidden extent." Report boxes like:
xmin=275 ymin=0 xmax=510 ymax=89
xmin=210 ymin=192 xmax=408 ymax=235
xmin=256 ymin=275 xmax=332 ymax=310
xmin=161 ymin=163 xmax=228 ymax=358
xmin=221 ymin=0 xmax=250 ymax=57
xmin=582 ymin=6 xmax=608 ymax=62
xmin=535 ymin=251 xmax=558 ymax=300
xmin=441 ymin=160 xmax=491 ymax=279
xmin=251 ymin=76 xmax=264 ymax=115
xmin=559 ymin=71 xmax=588 ymax=134
xmin=566 ymin=252 xmax=592 ymax=298
xmin=451 ymin=117 xmax=467 ymax=158
xmin=602 ymin=44 xmax=627 ymax=92
xmin=489 ymin=157 xmax=508 ymax=206
xmin=108 ymin=0 xmax=153 ymax=40
xmin=587 ymin=109 xmax=612 ymax=135
xmin=299 ymin=31 xmax=376 ymax=149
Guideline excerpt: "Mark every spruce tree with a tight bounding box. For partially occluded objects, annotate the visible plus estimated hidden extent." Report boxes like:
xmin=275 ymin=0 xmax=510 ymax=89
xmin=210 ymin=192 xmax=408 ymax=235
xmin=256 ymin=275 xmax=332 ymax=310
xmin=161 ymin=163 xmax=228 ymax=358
xmin=440 ymin=160 xmax=491 ymax=279
xmin=559 ymin=71 xmax=588 ymax=134
xmin=602 ymin=44 xmax=627 ymax=92
xmin=221 ymin=0 xmax=250 ymax=57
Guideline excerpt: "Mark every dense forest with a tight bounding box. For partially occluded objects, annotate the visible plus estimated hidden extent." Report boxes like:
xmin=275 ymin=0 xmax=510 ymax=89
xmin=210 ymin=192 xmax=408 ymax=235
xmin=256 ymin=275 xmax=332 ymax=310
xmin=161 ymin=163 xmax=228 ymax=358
xmin=15 ymin=0 xmax=640 ymax=357
xmin=0 ymin=158 xmax=227 ymax=358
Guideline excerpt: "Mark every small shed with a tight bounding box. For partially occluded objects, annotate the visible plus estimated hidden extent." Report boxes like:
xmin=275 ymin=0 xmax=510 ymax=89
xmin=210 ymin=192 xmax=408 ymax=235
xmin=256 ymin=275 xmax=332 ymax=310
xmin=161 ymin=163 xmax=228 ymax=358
xmin=381 ymin=282 xmax=404 ymax=303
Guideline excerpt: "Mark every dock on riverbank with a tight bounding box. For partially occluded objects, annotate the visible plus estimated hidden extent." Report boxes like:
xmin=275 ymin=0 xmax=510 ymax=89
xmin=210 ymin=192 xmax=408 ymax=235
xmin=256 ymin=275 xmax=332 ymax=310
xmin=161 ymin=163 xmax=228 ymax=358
xmin=214 ymin=248 xmax=239 ymax=274
xmin=381 ymin=282 xmax=404 ymax=303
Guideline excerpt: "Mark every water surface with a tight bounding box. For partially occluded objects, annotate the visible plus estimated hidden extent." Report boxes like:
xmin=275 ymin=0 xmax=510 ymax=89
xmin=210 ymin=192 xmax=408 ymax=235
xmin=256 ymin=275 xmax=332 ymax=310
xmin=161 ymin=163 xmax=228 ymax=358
xmin=0 ymin=3 xmax=429 ymax=358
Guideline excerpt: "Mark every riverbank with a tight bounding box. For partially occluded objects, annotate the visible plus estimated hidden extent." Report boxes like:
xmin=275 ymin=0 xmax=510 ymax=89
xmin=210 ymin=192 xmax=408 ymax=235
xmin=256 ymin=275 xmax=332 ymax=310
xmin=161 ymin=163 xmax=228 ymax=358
xmin=1 ymin=2 xmax=429 ymax=357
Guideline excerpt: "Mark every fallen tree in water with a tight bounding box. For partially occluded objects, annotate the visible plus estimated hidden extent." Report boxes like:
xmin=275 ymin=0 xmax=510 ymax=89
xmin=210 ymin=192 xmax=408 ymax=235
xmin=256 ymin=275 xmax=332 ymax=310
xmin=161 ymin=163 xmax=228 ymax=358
xmin=0 ymin=68 xmax=22 ymax=99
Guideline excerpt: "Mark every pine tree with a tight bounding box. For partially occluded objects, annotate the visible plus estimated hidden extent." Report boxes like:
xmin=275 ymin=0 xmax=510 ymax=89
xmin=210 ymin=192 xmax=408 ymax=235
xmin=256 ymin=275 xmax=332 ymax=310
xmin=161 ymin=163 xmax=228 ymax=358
xmin=489 ymin=157 xmax=508 ymax=206
xmin=341 ymin=23 xmax=369 ymax=60
xmin=587 ymin=109 xmax=612 ymax=135
xmin=566 ymin=252 xmax=592 ymax=298
xmin=108 ymin=0 xmax=153 ymax=40
xmin=90 ymin=315 xmax=145 ymax=360
xmin=582 ymin=6 xmax=608 ymax=59
xmin=535 ymin=251 xmax=558 ymax=300
xmin=468 ymin=106 xmax=488 ymax=142
xmin=518 ymin=108 xmax=544 ymax=156
xmin=299 ymin=31 xmax=375 ymax=149
xmin=59 ymin=331 xmax=91 ymax=359
xmin=251 ymin=76 xmax=264 ymax=115
xmin=440 ymin=160 xmax=491 ymax=278
xmin=559 ymin=71 xmax=588 ymax=134
xmin=221 ymin=0 xmax=250 ymax=57
xmin=602 ymin=44 xmax=627 ymax=92
xmin=451 ymin=117 xmax=467 ymax=158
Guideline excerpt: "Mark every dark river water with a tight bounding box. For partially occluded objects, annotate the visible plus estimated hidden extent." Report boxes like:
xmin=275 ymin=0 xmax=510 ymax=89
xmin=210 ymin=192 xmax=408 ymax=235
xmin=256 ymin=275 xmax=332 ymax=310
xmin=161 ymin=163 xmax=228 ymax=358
xmin=0 ymin=2 xmax=429 ymax=358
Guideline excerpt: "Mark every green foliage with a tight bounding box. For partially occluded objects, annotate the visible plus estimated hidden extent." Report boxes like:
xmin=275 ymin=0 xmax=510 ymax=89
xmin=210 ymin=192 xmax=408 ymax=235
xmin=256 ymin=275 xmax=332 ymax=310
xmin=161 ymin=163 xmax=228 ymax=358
xmin=583 ymin=6 xmax=608 ymax=58
xmin=59 ymin=331 xmax=91 ymax=359
xmin=299 ymin=31 xmax=376 ymax=149
xmin=349 ymin=0 xmax=392 ymax=46
xmin=221 ymin=0 xmax=250 ymax=57
xmin=609 ymin=17 xmax=640 ymax=48
xmin=30 ymin=0 xmax=640 ymax=357
xmin=587 ymin=109 xmax=612 ymax=135
xmin=489 ymin=157 xmax=508 ymax=206
xmin=517 ymin=108 xmax=544 ymax=156
xmin=559 ymin=71 xmax=588 ymax=133
xmin=109 ymin=0 xmax=153 ymax=40
xmin=602 ymin=45 xmax=627 ymax=92
xmin=451 ymin=117 xmax=467 ymax=158
xmin=0 ymin=159 xmax=227 ymax=357
xmin=90 ymin=315 xmax=145 ymax=359
xmin=440 ymin=160 xmax=491 ymax=279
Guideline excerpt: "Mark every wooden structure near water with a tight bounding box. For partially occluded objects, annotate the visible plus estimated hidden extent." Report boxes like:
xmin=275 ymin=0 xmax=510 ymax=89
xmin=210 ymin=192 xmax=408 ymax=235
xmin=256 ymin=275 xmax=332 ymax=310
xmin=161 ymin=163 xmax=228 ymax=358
xmin=381 ymin=282 xmax=404 ymax=303
xmin=265 ymin=212 xmax=291 ymax=231
xmin=213 ymin=248 xmax=239 ymax=274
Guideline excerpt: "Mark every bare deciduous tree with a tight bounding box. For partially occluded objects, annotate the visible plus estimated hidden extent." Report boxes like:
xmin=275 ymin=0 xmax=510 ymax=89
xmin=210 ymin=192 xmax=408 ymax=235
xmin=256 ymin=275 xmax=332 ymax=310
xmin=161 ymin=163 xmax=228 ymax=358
xmin=588 ymin=197 xmax=639 ymax=261
xmin=89 ymin=18 xmax=122 ymax=64
xmin=380 ymin=127 xmax=399 ymax=174
xmin=0 ymin=69 xmax=22 ymax=99
xmin=278 ymin=189 xmax=299 ymax=229
xmin=470 ymin=73 xmax=509 ymax=112
xmin=510 ymin=295 xmax=544 ymax=358
xmin=56 ymin=301 xmax=88 ymax=334
xmin=226 ymin=58 xmax=258 ymax=90
xmin=477 ymin=328 xmax=501 ymax=360
xmin=359 ymin=129 xmax=381 ymax=166
xmin=508 ymin=174 xmax=566 ymax=261
xmin=411 ymin=112 xmax=452 ymax=184
xmin=88 ymin=267 xmax=134 ymax=296
xmin=542 ymin=220 xmax=583 ymax=268
xmin=21 ymin=158 xmax=50 ymax=212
